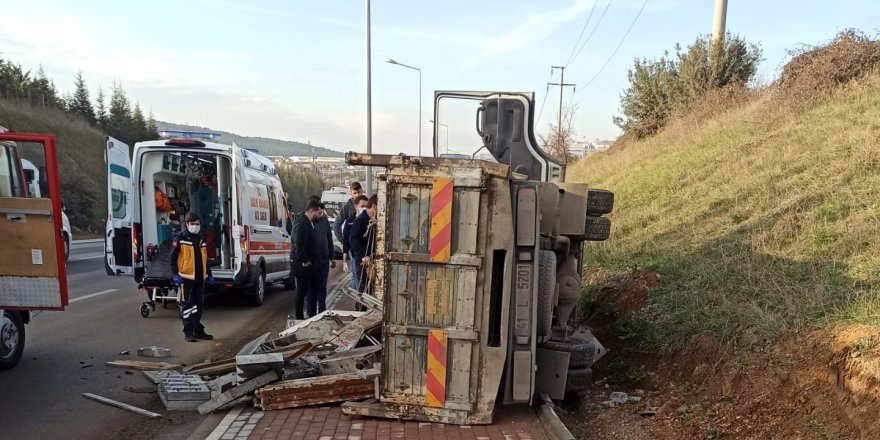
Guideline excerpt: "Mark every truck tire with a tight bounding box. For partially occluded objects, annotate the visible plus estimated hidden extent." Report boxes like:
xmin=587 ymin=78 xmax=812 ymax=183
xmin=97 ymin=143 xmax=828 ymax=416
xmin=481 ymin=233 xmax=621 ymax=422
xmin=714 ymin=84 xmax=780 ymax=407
xmin=247 ymin=266 xmax=266 ymax=307
xmin=586 ymin=189 xmax=614 ymax=216
xmin=0 ymin=310 xmax=25 ymax=370
xmin=537 ymin=250 xmax=557 ymax=337
xmin=541 ymin=338 xmax=596 ymax=368
xmin=566 ymin=367 xmax=593 ymax=393
xmin=583 ymin=216 xmax=611 ymax=242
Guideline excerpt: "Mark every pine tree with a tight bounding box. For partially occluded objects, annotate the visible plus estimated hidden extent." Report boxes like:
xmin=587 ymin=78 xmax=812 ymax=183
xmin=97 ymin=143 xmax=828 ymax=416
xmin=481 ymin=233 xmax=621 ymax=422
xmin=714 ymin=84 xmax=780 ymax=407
xmin=131 ymin=102 xmax=147 ymax=142
xmin=95 ymin=86 xmax=108 ymax=128
xmin=70 ymin=70 xmax=96 ymax=124
xmin=107 ymin=82 xmax=132 ymax=142
xmin=146 ymin=110 xmax=159 ymax=138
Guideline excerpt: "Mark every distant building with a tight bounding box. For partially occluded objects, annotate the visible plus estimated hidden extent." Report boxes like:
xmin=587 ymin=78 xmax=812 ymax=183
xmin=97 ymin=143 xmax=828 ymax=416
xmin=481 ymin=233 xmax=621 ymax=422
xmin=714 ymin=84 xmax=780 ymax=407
xmin=567 ymin=138 xmax=615 ymax=159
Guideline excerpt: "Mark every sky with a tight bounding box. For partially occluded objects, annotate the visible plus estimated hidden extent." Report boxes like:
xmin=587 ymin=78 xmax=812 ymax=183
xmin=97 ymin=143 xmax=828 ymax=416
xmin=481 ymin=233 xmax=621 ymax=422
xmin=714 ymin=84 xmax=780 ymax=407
xmin=1 ymin=0 xmax=878 ymax=155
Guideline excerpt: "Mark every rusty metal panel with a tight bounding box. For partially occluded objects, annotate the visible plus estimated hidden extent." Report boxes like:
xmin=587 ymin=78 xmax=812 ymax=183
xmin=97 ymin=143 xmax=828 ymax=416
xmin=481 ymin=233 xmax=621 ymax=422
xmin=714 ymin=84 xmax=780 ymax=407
xmin=451 ymin=189 xmax=480 ymax=255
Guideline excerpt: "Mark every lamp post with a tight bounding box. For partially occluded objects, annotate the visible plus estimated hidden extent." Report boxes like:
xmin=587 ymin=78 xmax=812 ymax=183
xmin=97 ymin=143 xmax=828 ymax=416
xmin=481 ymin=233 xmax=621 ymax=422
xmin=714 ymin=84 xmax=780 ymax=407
xmin=365 ymin=0 xmax=373 ymax=194
xmin=428 ymin=119 xmax=448 ymax=155
xmin=387 ymin=58 xmax=422 ymax=156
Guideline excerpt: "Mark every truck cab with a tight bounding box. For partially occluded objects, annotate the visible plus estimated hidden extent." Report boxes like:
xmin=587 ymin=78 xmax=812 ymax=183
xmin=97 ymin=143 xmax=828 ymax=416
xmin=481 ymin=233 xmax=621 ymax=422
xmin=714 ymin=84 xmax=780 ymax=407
xmin=0 ymin=131 xmax=68 ymax=370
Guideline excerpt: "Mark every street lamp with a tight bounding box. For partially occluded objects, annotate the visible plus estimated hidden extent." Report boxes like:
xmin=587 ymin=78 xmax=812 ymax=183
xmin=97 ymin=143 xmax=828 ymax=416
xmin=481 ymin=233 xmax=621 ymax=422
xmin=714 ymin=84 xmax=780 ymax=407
xmin=428 ymin=119 xmax=448 ymax=155
xmin=387 ymin=58 xmax=422 ymax=156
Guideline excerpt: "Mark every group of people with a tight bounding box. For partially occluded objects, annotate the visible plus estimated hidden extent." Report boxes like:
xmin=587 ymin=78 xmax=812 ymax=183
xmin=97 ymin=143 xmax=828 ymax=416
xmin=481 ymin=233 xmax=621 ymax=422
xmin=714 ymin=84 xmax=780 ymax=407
xmin=167 ymin=182 xmax=379 ymax=342
xmin=290 ymin=181 xmax=378 ymax=320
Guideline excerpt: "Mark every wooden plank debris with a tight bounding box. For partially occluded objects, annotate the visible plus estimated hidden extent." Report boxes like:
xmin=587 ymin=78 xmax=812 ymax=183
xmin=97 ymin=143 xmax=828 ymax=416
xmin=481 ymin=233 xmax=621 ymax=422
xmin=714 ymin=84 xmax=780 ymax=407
xmin=184 ymin=341 xmax=312 ymax=376
xmin=82 ymin=393 xmax=161 ymax=418
xmin=256 ymin=369 xmax=379 ymax=411
xmin=106 ymin=360 xmax=181 ymax=370
xmin=329 ymin=310 xmax=383 ymax=351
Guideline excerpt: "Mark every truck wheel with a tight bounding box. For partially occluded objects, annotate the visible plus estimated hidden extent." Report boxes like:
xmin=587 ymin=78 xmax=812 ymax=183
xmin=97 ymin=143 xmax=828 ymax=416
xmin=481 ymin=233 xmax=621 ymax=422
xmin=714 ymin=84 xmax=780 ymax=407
xmin=0 ymin=310 xmax=25 ymax=370
xmin=537 ymin=250 xmax=556 ymax=337
xmin=583 ymin=216 xmax=611 ymax=242
xmin=247 ymin=267 xmax=266 ymax=307
xmin=541 ymin=338 xmax=596 ymax=368
xmin=586 ymin=189 xmax=614 ymax=216
xmin=566 ymin=367 xmax=593 ymax=393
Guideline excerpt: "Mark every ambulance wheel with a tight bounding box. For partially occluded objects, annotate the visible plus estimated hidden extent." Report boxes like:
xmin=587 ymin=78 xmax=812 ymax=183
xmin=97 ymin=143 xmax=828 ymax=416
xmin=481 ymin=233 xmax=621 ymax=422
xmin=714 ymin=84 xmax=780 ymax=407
xmin=0 ymin=310 xmax=25 ymax=370
xmin=247 ymin=267 xmax=266 ymax=307
xmin=140 ymin=303 xmax=151 ymax=318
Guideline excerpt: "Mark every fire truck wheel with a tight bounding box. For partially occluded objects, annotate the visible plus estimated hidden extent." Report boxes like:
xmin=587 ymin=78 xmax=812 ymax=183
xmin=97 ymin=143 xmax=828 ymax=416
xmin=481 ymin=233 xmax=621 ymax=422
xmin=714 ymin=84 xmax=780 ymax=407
xmin=537 ymin=250 xmax=557 ymax=337
xmin=0 ymin=311 xmax=25 ymax=370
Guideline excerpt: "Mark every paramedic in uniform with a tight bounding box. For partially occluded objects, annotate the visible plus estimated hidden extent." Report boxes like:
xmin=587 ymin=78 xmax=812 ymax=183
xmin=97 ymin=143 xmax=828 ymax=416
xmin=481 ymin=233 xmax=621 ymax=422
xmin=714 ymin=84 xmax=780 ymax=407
xmin=171 ymin=212 xmax=216 ymax=342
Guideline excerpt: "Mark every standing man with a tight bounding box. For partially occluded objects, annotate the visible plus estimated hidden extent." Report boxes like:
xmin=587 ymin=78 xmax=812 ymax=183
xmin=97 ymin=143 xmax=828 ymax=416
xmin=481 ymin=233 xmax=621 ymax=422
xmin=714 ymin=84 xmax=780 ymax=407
xmin=291 ymin=200 xmax=323 ymax=319
xmin=342 ymin=194 xmax=369 ymax=290
xmin=349 ymin=194 xmax=378 ymax=294
xmin=309 ymin=196 xmax=336 ymax=315
xmin=332 ymin=181 xmax=362 ymax=244
xmin=171 ymin=212 xmax=215 ymax=342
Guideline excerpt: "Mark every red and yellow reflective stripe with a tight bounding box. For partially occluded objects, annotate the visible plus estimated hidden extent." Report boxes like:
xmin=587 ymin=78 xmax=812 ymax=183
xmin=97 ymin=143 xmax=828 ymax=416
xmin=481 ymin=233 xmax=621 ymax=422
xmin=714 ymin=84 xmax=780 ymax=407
xmin=425 ymin=330 xmax=448 ymax=407
xmin=430 ymin=178 xmax=452 ymax=262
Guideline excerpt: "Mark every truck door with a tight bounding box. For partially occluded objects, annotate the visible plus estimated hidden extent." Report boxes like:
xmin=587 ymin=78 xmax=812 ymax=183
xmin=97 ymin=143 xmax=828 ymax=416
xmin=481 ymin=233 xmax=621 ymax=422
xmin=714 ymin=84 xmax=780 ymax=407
xmin=104 ymin=136 xmax=134 ymax=275
xmin=0 ymin=132 xmax=68 ymax=310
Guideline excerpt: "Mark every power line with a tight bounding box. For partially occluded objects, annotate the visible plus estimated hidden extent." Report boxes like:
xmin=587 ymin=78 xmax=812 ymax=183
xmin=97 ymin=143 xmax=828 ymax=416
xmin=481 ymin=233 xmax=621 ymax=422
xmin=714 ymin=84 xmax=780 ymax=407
xmin=535 ymin=69 xmax=555 ymax=127
xmin=564 ymin=0 xmax=600 ymax=66
xmin=567 ymin=0 xmax=615 ymax=67
xmin=576 ymin=0 xmax=648 ymax=93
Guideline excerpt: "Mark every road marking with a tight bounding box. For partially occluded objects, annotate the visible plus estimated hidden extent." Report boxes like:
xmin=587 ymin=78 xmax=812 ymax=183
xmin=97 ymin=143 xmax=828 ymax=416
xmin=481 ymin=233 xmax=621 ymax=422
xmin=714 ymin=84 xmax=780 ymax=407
xmin=70 ymin=289 xmax=118 ymax=303
xmin=69 ymin=254 xmax=104 ymax=262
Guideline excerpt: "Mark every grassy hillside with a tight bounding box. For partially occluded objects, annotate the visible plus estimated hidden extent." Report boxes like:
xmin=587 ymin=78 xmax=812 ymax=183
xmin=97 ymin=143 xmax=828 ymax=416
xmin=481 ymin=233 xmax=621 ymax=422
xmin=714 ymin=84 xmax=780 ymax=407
xmin=0 ymin=97 xmax=106 ymax=231
xmin=570 ymin=72 xmax=880 ymax=349
xmin=156 ymin=121 xmax=343 ymax=157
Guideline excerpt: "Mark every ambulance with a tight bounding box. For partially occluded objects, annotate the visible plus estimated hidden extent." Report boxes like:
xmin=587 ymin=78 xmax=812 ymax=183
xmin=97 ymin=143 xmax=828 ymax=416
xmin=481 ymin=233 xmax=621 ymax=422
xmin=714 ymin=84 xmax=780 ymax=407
xmin=104 ymin=131 xmax=292 ymax=306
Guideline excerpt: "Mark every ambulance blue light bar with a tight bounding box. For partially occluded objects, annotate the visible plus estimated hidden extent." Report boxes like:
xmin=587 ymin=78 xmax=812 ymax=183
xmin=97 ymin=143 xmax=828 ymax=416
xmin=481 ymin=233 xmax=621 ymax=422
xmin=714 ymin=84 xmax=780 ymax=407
xmin=158 ymin=130 xmax=221 ymax=140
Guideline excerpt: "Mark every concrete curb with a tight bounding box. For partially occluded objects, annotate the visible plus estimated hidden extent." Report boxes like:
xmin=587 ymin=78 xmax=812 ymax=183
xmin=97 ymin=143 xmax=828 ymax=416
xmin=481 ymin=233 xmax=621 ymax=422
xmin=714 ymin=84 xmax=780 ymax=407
xmin=200 ymin=405 xmax=244 ymax=440
xmin=537 ymin=395 xmax=575 ymax=440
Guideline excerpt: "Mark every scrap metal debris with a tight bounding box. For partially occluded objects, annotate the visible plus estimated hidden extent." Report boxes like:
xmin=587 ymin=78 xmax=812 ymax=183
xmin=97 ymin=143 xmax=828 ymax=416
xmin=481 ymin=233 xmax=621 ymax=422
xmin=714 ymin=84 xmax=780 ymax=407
xmin=138 ymin=346 xmax=172 ymax=358
xmin=82 ymin=393 xmax=161 ymax=418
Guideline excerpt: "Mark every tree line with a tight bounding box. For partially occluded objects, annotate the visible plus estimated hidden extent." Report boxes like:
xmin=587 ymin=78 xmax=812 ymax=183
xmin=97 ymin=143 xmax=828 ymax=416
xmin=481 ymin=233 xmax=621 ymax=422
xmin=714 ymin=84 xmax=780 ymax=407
xmin=0 ymin=58 xmax=159 ymax=145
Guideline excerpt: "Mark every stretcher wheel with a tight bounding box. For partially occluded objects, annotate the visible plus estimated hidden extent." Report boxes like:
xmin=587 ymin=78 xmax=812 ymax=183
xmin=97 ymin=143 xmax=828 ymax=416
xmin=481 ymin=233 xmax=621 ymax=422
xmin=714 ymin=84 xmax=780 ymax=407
xmin=140 ymin=303 xmax=151 ymax=318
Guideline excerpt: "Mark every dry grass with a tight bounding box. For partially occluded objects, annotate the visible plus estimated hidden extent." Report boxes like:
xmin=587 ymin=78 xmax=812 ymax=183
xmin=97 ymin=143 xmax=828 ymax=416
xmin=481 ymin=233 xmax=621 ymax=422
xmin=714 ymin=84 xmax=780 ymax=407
xmin=0 ymin=97 xmax=106 ymax=230
xmin=569 ymin=70 xmax=880 ymax=350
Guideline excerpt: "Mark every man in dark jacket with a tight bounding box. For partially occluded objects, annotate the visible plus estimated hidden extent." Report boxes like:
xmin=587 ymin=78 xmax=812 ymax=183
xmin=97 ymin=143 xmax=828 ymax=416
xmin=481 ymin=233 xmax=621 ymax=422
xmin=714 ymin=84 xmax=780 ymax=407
xmin=308 ymin=197 xmax=336 ymax=316
xmin=332 ymin=181 xmax=362 ymax=243
xmin=349 ymin=194 xmax=378 ymax=293
xmin=170 ymin=212 xmax=215 ymax=342
xmin=342 ymin=194 xmax=369 ymax=290
xmin=291 ymin=200 xmax=324 ymax=319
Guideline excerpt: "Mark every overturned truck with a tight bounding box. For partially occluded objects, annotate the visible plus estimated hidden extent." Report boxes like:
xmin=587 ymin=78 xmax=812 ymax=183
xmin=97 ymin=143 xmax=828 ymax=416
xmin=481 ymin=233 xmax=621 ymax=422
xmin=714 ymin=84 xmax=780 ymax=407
xmin=342 ymin=91 xmax=614 ymax=424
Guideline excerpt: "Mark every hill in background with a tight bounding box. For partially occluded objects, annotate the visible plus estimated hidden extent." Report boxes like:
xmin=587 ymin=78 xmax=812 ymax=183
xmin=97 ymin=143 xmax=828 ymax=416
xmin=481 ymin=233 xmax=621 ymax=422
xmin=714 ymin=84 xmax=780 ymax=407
xmin=156 ymin=121 xmax=343 ymax=158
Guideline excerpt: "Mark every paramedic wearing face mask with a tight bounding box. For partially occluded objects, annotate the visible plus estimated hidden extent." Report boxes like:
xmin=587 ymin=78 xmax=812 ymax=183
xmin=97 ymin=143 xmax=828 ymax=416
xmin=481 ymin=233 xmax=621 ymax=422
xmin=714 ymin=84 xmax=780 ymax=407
xmin=170 ymin=212 xmax=216 ymax=342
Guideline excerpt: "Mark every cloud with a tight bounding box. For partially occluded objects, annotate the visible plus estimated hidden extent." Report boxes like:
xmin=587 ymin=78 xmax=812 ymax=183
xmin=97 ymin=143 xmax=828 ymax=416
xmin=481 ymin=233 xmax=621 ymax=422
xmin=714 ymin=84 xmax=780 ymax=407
xmin=457 ymin=0 xmax=596 ymax=72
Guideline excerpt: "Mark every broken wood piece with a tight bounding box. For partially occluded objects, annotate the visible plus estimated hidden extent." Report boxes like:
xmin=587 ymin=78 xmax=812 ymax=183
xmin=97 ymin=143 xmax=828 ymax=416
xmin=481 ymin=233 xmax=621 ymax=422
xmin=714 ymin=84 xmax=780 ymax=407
xmin=106 ymin=360 xmax=181 ymax=370
xmin=317 ymin=345 xmax=382 ymax=375
xmin=198 ymin=370 xmax=280 ymax=415
xmin=329 ymin=310 xmax=383 ymax=352
xmin=256 ymin=369 xmax=379 ymax=411
xmin=82 ymin=393 xmax=161 ymax=418
xmin=184 ymin=341 xmax=312 ymax=376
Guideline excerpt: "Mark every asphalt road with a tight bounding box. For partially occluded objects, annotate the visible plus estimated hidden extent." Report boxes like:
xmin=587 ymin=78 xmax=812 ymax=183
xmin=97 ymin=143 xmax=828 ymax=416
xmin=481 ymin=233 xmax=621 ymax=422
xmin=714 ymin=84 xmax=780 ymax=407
xmin=0 ymin=240 xmax=315 ymax=439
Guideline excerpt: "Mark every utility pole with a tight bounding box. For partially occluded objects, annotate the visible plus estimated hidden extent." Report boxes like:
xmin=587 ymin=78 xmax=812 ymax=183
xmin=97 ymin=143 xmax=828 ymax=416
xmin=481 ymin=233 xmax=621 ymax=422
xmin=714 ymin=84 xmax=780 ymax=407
xmin=712 ymin=0 xmax=728 ymax=43
xmin=547 ymin=65 xmax=575 ymax=155
xmin=365 ymin=0 xmax=373 ymax=195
